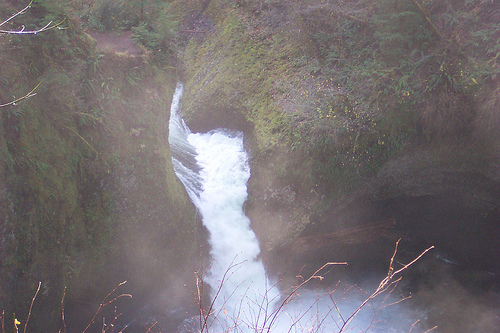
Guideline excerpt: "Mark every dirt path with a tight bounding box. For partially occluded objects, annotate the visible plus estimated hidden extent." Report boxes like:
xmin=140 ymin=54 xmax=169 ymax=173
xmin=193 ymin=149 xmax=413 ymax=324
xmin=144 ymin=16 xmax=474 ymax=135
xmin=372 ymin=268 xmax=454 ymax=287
xmin=89 ymin=30 xmax=142 ymax=56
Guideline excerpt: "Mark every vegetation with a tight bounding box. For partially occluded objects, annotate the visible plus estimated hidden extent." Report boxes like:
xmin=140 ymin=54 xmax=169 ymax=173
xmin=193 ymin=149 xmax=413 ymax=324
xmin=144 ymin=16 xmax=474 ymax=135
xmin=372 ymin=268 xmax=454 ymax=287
xmin=178 ymin=0 xmax=499 ymax=199
xmin=186 ymin=240 xmax=434 ymax=332
xmin=1 ymin=240 xmax=433 ymax=332
xmin=0 ymin=1 xmax=200 ymax=331
xmin=178 ymin=6 xmax=499 ymax=332
xmin=0 ymin=0 xmax=498 ymax=331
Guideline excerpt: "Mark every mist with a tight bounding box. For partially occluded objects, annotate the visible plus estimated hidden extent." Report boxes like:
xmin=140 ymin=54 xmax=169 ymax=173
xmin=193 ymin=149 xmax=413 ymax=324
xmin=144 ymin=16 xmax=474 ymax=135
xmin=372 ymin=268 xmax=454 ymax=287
xmin=1 ymin=1 xmax=499 ymax=332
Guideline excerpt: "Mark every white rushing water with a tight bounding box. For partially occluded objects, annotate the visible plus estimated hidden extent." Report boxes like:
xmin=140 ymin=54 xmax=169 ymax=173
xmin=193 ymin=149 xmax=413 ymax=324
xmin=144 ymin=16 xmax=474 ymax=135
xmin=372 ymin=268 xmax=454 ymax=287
xmin=168 ymin=83 xmax=425 ymax=333
xmin=169 ymin=83 xmax=280 ymax=331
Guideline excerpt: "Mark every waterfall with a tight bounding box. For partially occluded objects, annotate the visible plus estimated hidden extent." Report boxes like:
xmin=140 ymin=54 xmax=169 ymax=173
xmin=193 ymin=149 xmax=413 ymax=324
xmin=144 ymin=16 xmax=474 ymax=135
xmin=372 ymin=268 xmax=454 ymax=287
xmin=168 ymin=83 xmax=424 ymax=333
xmin=168 ymin=84 xmax=202 ymax=202
xmin=169 ymin=83 xmax=280 ymax=331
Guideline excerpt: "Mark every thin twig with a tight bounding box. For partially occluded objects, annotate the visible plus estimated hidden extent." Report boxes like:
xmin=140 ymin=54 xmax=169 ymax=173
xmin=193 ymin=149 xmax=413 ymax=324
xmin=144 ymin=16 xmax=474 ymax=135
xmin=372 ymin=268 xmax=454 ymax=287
xmin=14 ymin=314 xmax=19 ymax=333
xmin=265 ymin=262 xmax=347 ymax=332
xmin=82 ymin=281 xmax=132 ymax=333
xmin=0 ymin=0 xmax=33 ymax=28
xmin=197 ymin=257 xmax=246 ymax=332
xmin=205 ymin=271 xmax=234 ymax=330
xmin=145 ymin=321 xmax=158 ymax=333
xmin=61 ymin=125 xmax=99 ymax=158
xmin=0 ymin=0 xmax=66 ymax=35
xmin=381 ymin=294 xmax=412 ymax=309
xmin=23 ymin=282 xmax=41 ymax=333
xmin=339 ymin=241 xmax=434 ymax=332
xmin=103 ymin=311 xmax=123 ymax=333
xmin=0 ymin=82 xmax=42 ymax=108
xmin=392 ymin=245 xmax=435 ymax=277
xmin=408 ymin=319 xmax=420 ymax=333
xmin=410 ymin=0 xmax=443 ymax=39
xmin=323 ymin=281 xmax=345 ymax=326
xmin=60 ymin=287 xmax=67 ymax=333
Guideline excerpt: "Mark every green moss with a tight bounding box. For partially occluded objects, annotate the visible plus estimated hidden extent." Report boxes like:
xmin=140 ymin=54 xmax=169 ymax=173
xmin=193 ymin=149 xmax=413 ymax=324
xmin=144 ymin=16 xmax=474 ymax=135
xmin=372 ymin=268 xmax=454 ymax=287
xmin=178 ymin=0 xmax=499 ymax=210
xmin=0 ymin=6 xmax=201 ymax=330
xmin=182 ymin=12 xmax=291 ymax=153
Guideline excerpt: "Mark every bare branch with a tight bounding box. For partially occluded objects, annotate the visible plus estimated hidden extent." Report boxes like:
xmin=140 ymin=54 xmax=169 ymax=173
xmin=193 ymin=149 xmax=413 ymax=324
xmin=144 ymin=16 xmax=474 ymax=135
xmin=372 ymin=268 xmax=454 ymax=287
xmin=82 ymin=281 xmax=132 ymax=333
xmin=265 ymin=261 xmax=347 ymax=332
xmin=0 ymin=0 xmax=33 ymax=29
xmin=192 ymin=241 xmax=433 ymax=332
xmin=23 ymin=282 xmax=41 ymax=333
xmin=0 ymin=81 xmax=41 ymax=108
xmin=59 ymin=287 xmax=67 ymax=333
xmin=339 ymin=241 xmax=434 ymax=332
xmin=0 ymin=2 xmax=66 ymax=108
xmin=145 ymin=321 xmax=158 ymax=333
xmin=0 ymin=19 xmax=66 ymax=35
xmin=411 ymin=0 xmax=443 ymax=39
xmin=392 ymin=245 xmax=435 ymax=277
xmin=61 ymin=125 xmax=99 ymax=158
xmin=196 ymin=258 xmax=246 ymax=332
xmin=0 ymin=0 xmax=66 ymax=35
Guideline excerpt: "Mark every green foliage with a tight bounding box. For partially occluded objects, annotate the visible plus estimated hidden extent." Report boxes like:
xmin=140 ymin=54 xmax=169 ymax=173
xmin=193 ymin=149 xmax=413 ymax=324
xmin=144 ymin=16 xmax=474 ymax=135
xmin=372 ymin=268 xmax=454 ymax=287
xmin=0 ymin=1 xmax=200 ymax=331
xmin=130 ymin=4 xmax=178 ymax=63
xmin=132 ymin=22 xmax=169 ymax=54
xmin=78 ymin=0 xmax=134 ymax=31
xmin=178 ymin=0 xmax=498 ymax=199
xmin=288 ymin=0 xmax=496 ymax=188
xmin=77 ymin=0 xmax=152 ymax=31
xmin=373 ymin=0 xmax=431 ymax=62
xmin=182 ymin=13 xmax=280 ymax=146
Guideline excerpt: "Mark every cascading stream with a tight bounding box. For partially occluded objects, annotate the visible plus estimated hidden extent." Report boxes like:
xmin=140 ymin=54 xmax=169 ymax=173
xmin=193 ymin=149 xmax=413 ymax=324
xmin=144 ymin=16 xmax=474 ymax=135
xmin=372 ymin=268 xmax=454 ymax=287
xmin=168 ymin=83 xmax=424 ymax=333
xmin=169 ymin=83 xmax=279 ymax=331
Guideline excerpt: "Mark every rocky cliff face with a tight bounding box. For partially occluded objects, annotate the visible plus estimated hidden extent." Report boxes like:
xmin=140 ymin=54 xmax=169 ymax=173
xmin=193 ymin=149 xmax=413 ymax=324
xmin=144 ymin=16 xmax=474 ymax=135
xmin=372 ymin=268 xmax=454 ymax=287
xmin=0 ymin=14 xmax=202 ymax=330
xmin=1 ymin=0 xmax=498 ymax=330
xmin=178 ymin=1 xmax=499 ymax=329
xmin=179 ymin=0 xmax=499 ymax=265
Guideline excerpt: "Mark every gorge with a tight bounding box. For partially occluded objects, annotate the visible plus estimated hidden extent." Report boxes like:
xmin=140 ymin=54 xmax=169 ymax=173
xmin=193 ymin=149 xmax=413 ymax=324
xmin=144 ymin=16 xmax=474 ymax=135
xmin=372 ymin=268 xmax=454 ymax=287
xmin=0 ymin=0 xmax=499 ymax=332
xmin=169 ymin=83 xmax=431 ymax=332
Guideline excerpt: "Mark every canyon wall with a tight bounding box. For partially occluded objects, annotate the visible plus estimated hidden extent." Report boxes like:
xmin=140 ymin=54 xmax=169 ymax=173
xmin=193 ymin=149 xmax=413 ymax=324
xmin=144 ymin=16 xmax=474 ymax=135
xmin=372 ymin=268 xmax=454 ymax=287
xmin=0 ymin=6 xmax=202 ymax=329
xmin=177 ymin=2 xmax=500 ymax=329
